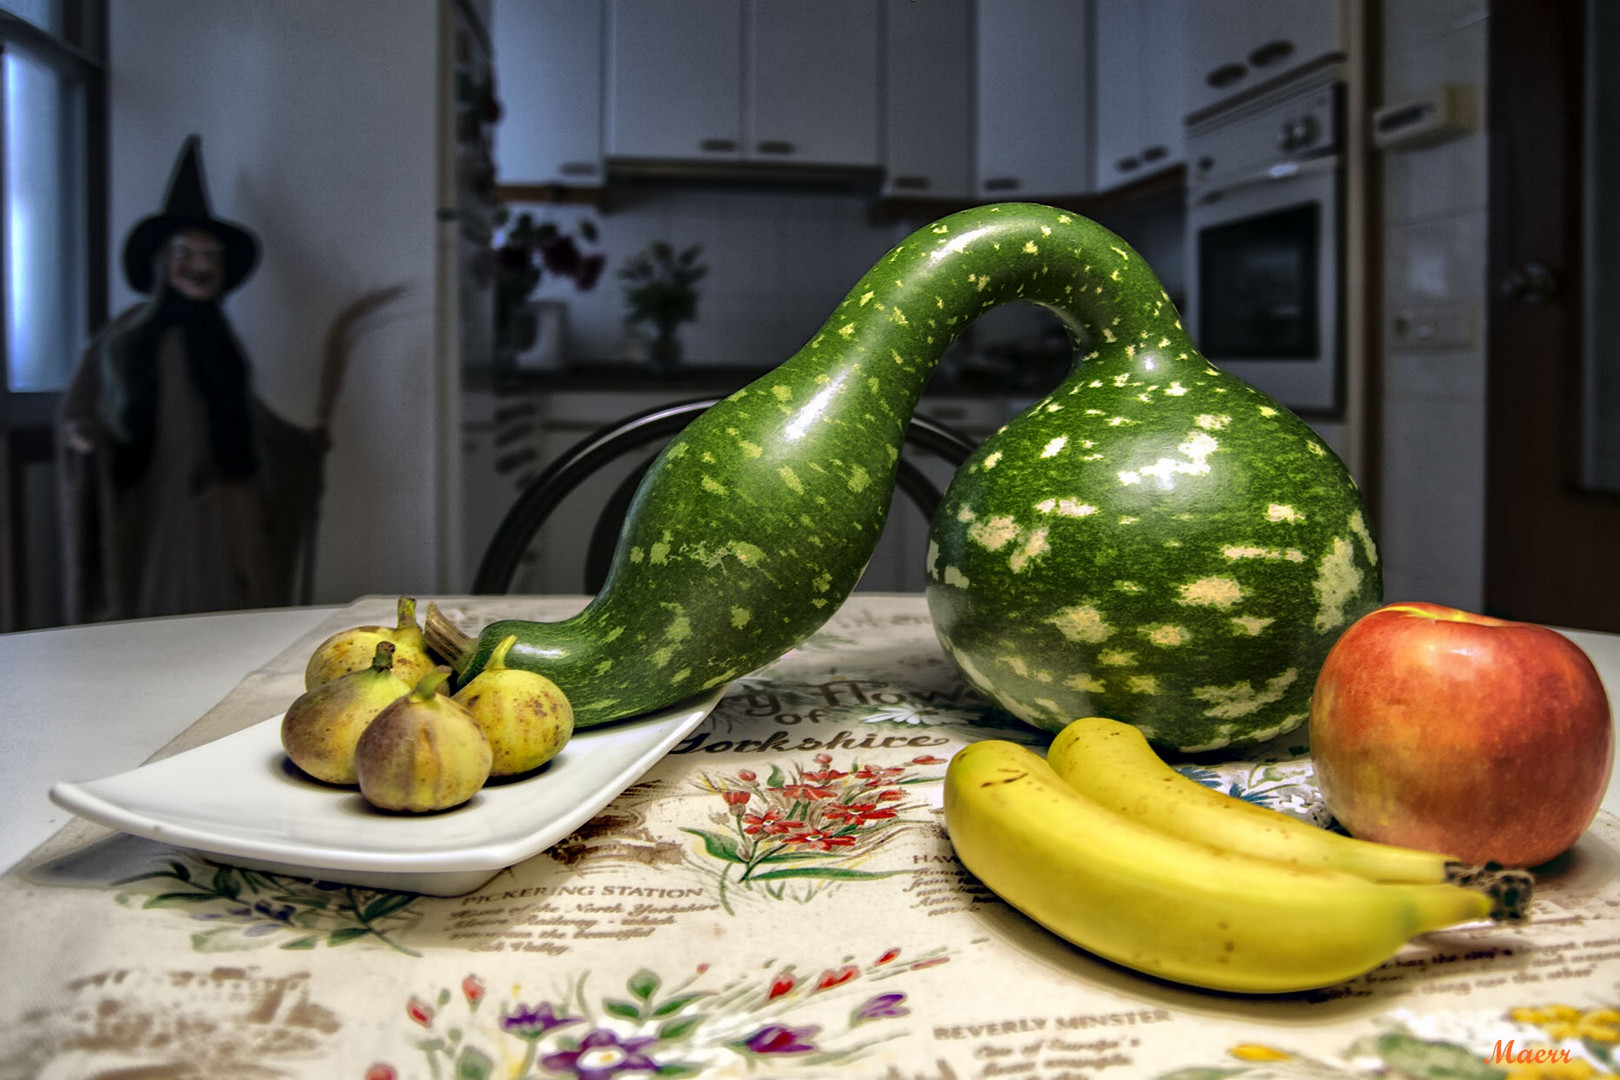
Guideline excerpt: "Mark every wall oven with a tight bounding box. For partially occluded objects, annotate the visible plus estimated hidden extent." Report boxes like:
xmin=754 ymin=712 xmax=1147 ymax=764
xmin=1184 ymin=73 xmax=1343 ymax=414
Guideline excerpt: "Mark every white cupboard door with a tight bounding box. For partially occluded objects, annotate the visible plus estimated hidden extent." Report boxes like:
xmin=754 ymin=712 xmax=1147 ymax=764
xmin=607 ymin=0 xmax=745 ymax=160
xmin=492 ymin=0 xmax=604 ymax=185
xmin=749 ymin=1 xmax=880 ymax=166
xmin=883 ymin=0 xmax=973 ymax=198
xmin=1093 ymin=0 xmax=1146 ymax=190
xmin=976 ymin=0 xmax=1092 ymax=200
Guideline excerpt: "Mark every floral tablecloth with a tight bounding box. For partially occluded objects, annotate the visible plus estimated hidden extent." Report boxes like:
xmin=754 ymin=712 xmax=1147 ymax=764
xmin=1 ymin=595 xmax=1617 ymax=1079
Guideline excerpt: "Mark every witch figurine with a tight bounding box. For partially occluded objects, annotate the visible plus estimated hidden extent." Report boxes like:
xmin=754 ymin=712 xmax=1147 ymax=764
xmin=58 ymin=135 xmax=399 ymax=622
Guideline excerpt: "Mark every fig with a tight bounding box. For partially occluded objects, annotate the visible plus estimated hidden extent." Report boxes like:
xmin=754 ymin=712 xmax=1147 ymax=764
xmin=452 ymin=634 xmax=574 ymax=776
xmin=354 ymin=670 xmax=492 ymax=812
xmin=281 ymin=641 xmax=411 ymax=784
xmin=304 ymin=595 xmax=436 ymax=690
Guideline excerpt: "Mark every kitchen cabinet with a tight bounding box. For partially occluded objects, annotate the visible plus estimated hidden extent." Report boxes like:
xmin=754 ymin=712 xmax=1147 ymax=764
xmin=976 ymin=0 xmax=1093 ymax=200
xmin=490 ymin=0 xmax=603 ymax=185
xmin=882 ymin=0 xmax=973 ymax=199
xmin=1183 ymin=0 xmax=1340 ymax=116
xmin=606 ymin=0 xmax=879 ymax=168
xmin=1093 ymin=0 xmax=1187 ymax=191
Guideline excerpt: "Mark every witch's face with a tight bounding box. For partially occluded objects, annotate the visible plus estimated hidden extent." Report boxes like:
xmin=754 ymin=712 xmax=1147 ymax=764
xmin=165 ymin=228 xmax=225 ymax=301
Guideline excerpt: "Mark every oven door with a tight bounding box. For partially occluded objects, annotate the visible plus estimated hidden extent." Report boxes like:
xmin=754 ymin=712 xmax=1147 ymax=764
xmin=1185 ymin=159 xmax=1341 ymax=414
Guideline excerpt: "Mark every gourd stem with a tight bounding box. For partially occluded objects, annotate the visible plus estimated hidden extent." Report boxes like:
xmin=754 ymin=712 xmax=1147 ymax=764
xmin=422 ymin=602 xmax=474 ymax=671
xmin=395 ymin=595 xmax=419 ymax=632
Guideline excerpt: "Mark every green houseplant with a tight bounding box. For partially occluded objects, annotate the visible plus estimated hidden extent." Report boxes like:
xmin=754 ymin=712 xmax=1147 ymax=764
xmin=618 ymin=240 xmax=708 ymax=369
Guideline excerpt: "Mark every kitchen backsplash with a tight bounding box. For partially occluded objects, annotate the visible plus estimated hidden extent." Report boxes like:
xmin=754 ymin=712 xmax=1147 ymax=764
xmin=504 ymin=186 xmax=1187 ymax=375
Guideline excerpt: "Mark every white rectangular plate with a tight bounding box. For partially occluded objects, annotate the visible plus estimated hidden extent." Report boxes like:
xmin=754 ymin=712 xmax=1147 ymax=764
xmin=49 ymin=687 xmax=724 ymax=896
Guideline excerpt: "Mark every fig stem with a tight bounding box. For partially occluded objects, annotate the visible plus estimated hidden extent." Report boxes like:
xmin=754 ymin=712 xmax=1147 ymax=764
xmin=487 ymin=634 xmax=519 ymax=672
xmin=369 ymin=640 xmax=397 ymax=672
xmin=409 ymin=668 xmax=452 ymax=701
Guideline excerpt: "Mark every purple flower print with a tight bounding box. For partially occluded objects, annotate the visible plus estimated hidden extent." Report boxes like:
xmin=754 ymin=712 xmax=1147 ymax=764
xmin=854 ymin=993 xmax=909 ymax=1022
xmin=740 ymin=1023 xmax=821 ymax=1055
xmin=501 ymin=1000 xmax=583 ymax=1040
xmin=541 ymin=1029 xmax=660 ymax=1079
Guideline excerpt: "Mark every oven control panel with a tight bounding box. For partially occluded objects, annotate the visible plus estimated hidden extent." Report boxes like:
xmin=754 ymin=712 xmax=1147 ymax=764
xmin=1187 ymin=76 xmax=1342 ymax=196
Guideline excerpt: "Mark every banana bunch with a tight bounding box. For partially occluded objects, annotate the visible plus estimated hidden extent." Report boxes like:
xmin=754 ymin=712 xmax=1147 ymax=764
xmin=943 ymin=718 xmax=1532 ymax=994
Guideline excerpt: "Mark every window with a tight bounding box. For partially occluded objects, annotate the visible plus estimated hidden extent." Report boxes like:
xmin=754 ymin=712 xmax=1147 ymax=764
xmin=1 ymin=2 xmax=100 ymax=394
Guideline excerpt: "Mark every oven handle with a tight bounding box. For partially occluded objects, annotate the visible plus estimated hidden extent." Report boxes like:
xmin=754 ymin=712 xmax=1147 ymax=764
xmin=1189 ymin=153 xmax=1339 ymax=207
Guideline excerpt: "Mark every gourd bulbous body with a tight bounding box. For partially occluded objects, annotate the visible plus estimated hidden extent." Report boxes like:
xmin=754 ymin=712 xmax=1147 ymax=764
xmin=434 ymin=204 xmax=1380 ymax=746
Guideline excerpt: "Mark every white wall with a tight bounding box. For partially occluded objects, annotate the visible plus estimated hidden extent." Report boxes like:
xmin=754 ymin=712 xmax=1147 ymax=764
xmin=108 ymin=1 xmax=447 ymax=604
xmin=1376 ymin=2 xmax=1490 ymax=609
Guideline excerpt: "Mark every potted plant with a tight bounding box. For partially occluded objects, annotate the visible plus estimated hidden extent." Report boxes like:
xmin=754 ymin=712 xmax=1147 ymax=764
xmin=491 ymin=210 xmax=606 ymax=364
xmin=618 ymin=240 xmax=708 ymax=369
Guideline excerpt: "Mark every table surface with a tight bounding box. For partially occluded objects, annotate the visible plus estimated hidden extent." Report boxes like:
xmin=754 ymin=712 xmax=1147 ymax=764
xmin=3 ymin=595 xmax=1618 ymax=1077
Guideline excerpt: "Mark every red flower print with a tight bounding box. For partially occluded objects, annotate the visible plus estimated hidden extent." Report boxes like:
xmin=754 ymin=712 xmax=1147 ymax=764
xmin=738 ymin=769 xmax=757 ymax=782
xmin=768 ymin=970 xmax=796 ymax=999
xmin=815 ymin=965 xmax=860 ymax=991
xmin=787 ymin=830 xmax=857 ymax=852
xmin=723 ymin=790 xmax=751 ymax=806
xmin=874 ymin=788 xmax=904 ymax=802
xmin=911 ymin=754 xmax=947 ymax=765
xmin=406 ymin=997 xmax=433 ymax=1026
xmin=824 ymin=803 xmax=898 ymax=826
xmin=875 ymin=947 xmax=901 ymax=965
xmin=743 ymin=810 xmax=805 ymax=836
xmin=781 ymin=783 xmax=837 ymax=801
xmin=814 ymin=753 xmax=833 ymax=765
xmin=365 ymin=1066 xmax=397 ymax=1080
xmin=462 ymin=975 xmax=485 ymax=1005
xmin=855 ymin=765 xmax=904 ymax=783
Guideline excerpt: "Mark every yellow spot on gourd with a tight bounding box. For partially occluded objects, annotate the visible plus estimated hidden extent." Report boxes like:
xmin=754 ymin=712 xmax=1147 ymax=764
xmin=1065 ymin=673 xmax=1106 ymax=694
xmin=1041 ymin=436 xmax=1067 ymax=458
xmin=1009 ymin=528 xmax=1048 ymax=572
xmin=1144 ymin=624 xmax=1189 ymax=647
xmin=1126 ymin=675 xmax=1160 ymax=695
xmin=730 ymin=607 xmax=752 ymax=629
xmin=1178 ymin=577 xmax=1243 ymax=608
xmin=1193 ymin=669 xmax=1298 ymax=719
xmin=1023 ymin=241 xmax=1039 ymax=254
xmin=739 ymin=440 xmax=762 ymax=458
xmin=1231 ymin=615 xmax=1274 ymax=636
xmin=649 ymin=533 xmax=672 ymax=565
xmin=1048 ymin=605 xmax=1114 ymax=644
xmin=839 ymin=323 xmax=856 ymax=338
xmin=772 ymin=385 xmax=792 ymax=402
xmin=1098 ymin=650 xmax=1136 ymax=667
xmin=846 ymin=464 xmax=870 ymax=492
xmin=859 ymin=290 xmax=875 ymax=305
xmin=984 ymin=451 xmax=1003 ymax=470
xmin=967 ymin=515 xmax=1020 ymax=551
xmin=778 ymin=466 xmax=804 ymax=494
xmin=1267 ymin=504 xmax=1304 ymax=523
xmin=702 ymin=475 xmax=727 ymax=495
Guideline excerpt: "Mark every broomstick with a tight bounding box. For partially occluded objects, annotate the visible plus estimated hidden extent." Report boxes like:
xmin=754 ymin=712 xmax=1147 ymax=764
xmin=299 ymin=284 xmax=408 ymax=603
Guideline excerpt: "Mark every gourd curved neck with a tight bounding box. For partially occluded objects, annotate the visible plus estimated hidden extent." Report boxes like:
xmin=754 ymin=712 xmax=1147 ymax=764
xmin=782 ymin=202 xmax=1196 ymax=416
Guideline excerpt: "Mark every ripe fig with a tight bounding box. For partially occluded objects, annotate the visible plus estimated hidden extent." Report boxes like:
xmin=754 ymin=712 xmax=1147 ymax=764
xmin=304 ymin=595 xmax=436 ymax=690
xmin=281 ymin=641 xmax=411 ymax=784
xmin=354 ymin=669 xmax=492 ymax=812
xmin=452 ymin=634 xmax=574 ymax=776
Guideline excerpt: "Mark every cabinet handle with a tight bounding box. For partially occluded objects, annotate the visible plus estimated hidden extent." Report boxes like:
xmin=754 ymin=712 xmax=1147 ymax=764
xmin=1206 ymin=62 xmax=1247 ymax=89
xmin=1248 ymin=39 xmax=1295 ymax=68
xmin=1115 ymin=156 xmax=1141 ymax=173
xmin=756 ymin=139 xmax=795 ymax=155
xmin=558 ymin=161 xmax=599 ymax=177
xmin=890 ymin=175 xmax=931 ymax=191
xmin=1141 ymin=145 xmax=1169 ymax=163
xmin=699 ymin=137 xmax=738 ymax=153
xmin=982 ymin=176 xmax=1020 ymax=192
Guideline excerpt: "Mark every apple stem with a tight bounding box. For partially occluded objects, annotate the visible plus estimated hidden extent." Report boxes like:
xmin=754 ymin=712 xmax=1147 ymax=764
xmin=1445 ymin=861 xmax=1536 ymax=922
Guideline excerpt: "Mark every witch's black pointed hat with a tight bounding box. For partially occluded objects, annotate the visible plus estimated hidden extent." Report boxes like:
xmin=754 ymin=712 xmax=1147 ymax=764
xmin=121 ymin=134 xmax=259 ymax=294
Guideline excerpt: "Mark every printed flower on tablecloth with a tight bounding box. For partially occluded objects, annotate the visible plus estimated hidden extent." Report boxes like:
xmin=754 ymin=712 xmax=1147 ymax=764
xmin=110 ymin=854 xmax=423 ymax=955
xmin=380 ymin=945 xmax=951 ymax=1078
xmin=685 ymin=753 xmax=942 ymax=912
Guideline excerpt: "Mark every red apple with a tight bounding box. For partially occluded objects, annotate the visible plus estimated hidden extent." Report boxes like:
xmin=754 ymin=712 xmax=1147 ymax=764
xmin=1310 ymin=601 xmax=1613 ymax=868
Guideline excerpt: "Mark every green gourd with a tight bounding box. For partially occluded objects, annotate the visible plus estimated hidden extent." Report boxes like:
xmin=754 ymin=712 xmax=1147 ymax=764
xmin=428 ymin=203 xmax=1380 ymax=749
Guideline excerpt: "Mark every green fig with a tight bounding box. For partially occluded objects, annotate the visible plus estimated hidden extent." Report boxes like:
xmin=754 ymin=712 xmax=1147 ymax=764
xmin=304 ymin=595 xmax=437 ymax=691
xmin=354 ymin=669 xmax=492 ymax=812
xmin=281 ymin=641 xmax=412 ymax=784
xmin=452 ymin=634 xmax=574 ymax=777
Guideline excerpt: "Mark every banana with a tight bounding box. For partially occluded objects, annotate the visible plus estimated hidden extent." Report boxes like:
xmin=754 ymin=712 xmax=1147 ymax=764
xmin=944 ymin=739 xmax=1502 ymax=994
xmin=1045 ymin=717 xmax=1459 ymax=883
